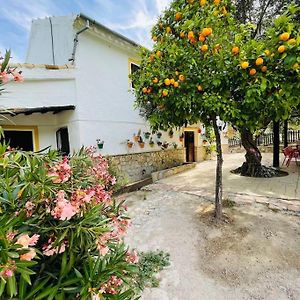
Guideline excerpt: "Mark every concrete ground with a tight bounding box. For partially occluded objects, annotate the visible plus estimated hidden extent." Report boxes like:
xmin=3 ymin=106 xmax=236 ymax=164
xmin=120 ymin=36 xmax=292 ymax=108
xmin=123 ymin=153 xmax=300 ymax=300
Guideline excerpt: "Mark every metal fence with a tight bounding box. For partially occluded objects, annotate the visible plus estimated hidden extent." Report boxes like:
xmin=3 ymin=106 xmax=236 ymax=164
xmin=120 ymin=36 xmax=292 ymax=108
xmin=228 ymin=130 xmax=300 ymax=148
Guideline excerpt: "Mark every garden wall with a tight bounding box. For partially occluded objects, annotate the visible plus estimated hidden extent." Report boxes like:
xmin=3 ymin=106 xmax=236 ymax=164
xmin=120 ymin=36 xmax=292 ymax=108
xmin=109 ymin=148 xmax=185 ymax=183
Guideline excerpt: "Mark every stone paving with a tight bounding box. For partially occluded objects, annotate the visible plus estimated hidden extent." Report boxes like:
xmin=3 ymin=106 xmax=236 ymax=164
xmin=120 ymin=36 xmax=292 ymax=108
xmin=142 ymin=153 xmax=300 ymax=214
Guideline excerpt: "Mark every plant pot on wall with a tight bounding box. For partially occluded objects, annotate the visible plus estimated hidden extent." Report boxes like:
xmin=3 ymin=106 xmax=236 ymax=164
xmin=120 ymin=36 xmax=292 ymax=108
xmin=96 ymin=140 xmax=104 ymax=149
xmin=149 ymin=137 xmax=155 ymax=147
xmin=144 ymin=132 xmax=151 ymax=139
xmin=138 ymin=137 xmax=145 ymax=148
xmin=156 ymin=132 xmax=162 ymax=139
xmin=168 ymin=129 xmax=174 ymax=138
xmin=127 ymin=140 xmax=134 ymax=148
xmin=157 ymin=141 xmax=162 ymax=146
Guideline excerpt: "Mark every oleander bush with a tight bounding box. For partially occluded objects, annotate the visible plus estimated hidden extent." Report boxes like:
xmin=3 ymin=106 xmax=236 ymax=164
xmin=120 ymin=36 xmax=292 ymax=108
xmin=0 ymin=145 xmax=141 ymax=299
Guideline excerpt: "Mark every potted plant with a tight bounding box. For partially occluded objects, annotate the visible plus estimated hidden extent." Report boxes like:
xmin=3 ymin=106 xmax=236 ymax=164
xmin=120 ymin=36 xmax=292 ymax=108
xmin=133 ymin=129 xmax=141 ymax=142
xmin=172 ymin=142 xmax=178 ymax=149
xmin=144 ymin=131 xmax=151 ymax=139
xmin=162 ymin=141 xmax=169 ymax=149
xmin=179 ymin=133 xmax=184 ymax=142
xmin=149 ymin=137 xmax=155 ymax=147
xmin=168 ymin=129 xmax=174 ymax=138
xmin=96 ymin=139 xmax=104 ymax=149
xmin=127 ymin=140 xmax=134 ymax=148
xmin=157 ymin=140 xmax=162 ymax=146
xmin=138 ymin=136 xmax=145 ymax=148
xmin=156 ymin=131 xmax=162 ymax=139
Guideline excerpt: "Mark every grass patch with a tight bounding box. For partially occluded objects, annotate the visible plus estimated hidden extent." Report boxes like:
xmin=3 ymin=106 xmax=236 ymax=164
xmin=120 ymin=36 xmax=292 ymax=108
xmin=136 ymin=250 xmax=170 ymax=290
xmin=223 ymin=198 xmax=236 ymax=208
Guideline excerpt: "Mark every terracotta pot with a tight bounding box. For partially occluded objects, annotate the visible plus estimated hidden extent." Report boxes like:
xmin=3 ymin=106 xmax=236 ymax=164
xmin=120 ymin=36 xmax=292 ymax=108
xmin=127 ymin=142 xmax=133 ymax=148
xmin=139 ymin=142 xmax=145 ymax=148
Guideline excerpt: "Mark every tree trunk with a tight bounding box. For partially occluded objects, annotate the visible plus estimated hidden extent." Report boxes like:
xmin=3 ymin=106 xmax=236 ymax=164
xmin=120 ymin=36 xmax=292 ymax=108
xmin=239 ymin=128 xmax=263 ymax=176
xmin=212 ymin=117 xmax=223 ymax=221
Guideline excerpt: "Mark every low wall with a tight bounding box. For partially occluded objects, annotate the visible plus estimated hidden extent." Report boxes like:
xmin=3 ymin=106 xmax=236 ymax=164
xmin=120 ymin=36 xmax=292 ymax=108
xmin=109 ymin=148 xmax=185 ymax=183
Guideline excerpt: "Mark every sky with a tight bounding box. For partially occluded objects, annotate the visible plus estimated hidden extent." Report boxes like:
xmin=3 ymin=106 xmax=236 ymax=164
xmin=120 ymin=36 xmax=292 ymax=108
xmin=0 ymin=0 xmax=172 ymax=62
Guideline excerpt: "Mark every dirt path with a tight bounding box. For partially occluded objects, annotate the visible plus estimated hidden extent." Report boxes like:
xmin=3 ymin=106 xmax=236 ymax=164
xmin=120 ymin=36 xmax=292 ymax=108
xmin=123 ymin=189 xmax=300 ymax=300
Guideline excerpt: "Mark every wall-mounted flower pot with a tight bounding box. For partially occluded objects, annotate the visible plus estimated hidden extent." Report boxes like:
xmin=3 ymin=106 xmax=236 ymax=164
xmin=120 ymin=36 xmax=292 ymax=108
xmin=157 ymin=141 xmax=162 ymax=146
xmin=139 ymin=142 xmax=145 ymax=148
xmin=168 ymin=129 xmax=174 ymax=138
xmin=127 ymin=141 xmax=134 ymax=148
xmin=144 ymin=132 xmax=151 ymax=139
xmin=97 ymin=142 xmax=104 ymax=149
xmin=156 ymin=132 xmax=162 ymax=139
xmin=149 ymin=142 xmax=155 ymax=148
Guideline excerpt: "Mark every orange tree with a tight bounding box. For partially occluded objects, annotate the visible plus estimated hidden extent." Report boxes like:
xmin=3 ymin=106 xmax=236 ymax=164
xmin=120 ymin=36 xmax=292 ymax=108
xmin=131 ymin=0 xmax=300 ymax=219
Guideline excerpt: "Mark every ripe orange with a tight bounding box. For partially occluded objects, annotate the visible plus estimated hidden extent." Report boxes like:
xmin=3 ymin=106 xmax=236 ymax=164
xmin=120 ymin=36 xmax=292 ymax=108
xmin=142 ymin=87 xmax=148 ymax=93
xmin=214 ymin=0 xmax=220 ymax=5
xmin=255 ymin=57 xmax=264 ymax=66
xmin=240 ymin=61 xmax=249 ymax=69
xmin=288 ymin=38 xmax=296 ymax=46
xmin=170 ymin=79 xmax=175 ymax=85
xmin=202 ymin=27 xmax=212 ymax=37
xmin=188 ymin=31 xmax=194 ymax=40
xmin=264 ymin=49 xmax=270 ymax=56
xmin=175 ymin=12 xmax=183 ymax=21
xmin=261 ymin=66 xmax=267 ymax=73
xmin=279 ymin=32 xmax=290 ymax=41
xmin=179 ymin=74 xmax=185 ymax=81
xmin=162 ymin=90 xmax=169 ymax=97
xmin=249 ymin=68 xmax=257 ymax=76
xmin=232 ymin=46 xmax=239 ymax=55
xmin=156 ymin=50 xmax=162 ymax=58
xmin=166 ymin=26 xmax=172 ymax=33
xmin=200 ymin=0 xmax=206 ymax=7
xmin=197 ymin=85 xmax=203 ymax=91
xmin=174 ymin=81 xmax=179 ymax=88
xmin=164 ymin=78 xmax=171 ymax=86
xmin=153 ymin=77 xmax=159 ymax=84
xmin=201 ymin=44 xmax=209 ymax=52
xmin=278 ymin=45 xmax=286 ymax=53
xmin=180 ymin=32 xmax=186 ymax=38
xmin=199 ymin=34 xmax=206 ymax=42
xmin=190 ymin=38 xmax=197 ymax=45
xmin=147 ymin=87 xmax=153 ymax=94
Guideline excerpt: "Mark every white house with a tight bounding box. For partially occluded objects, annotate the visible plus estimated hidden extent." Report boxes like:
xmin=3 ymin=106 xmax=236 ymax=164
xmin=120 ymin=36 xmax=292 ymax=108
xmin=0 ymin=14 xmax=227 ymax=182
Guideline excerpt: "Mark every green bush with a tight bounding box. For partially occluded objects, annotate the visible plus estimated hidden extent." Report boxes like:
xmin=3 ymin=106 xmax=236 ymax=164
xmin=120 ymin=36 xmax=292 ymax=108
xmin=0 ymin=145 xmax=140 ymax=299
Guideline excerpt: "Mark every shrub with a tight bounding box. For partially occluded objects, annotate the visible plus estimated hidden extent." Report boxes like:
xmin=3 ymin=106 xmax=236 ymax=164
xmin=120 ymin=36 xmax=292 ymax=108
xmin=0 ymin=145 xmax=140 ymax=299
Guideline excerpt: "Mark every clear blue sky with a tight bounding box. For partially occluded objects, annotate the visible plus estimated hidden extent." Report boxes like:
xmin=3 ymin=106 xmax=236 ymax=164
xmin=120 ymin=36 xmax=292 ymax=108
xmin=0 ymin=0 xmax=171 ymax=62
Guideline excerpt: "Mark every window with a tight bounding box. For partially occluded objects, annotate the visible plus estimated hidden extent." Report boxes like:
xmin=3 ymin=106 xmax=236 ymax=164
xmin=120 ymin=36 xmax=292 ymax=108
xmin=130 ymin=62 xmax=140 ymax=89
xmin=2 ymin=130 xmax=34 ymax=151
xmin=56 ymin=127 xmax=70 ymax=156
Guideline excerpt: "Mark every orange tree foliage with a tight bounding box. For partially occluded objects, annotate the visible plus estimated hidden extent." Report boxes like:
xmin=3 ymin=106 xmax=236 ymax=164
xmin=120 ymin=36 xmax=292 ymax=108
xmin=132 ymin=0 xmax=300 ymax=132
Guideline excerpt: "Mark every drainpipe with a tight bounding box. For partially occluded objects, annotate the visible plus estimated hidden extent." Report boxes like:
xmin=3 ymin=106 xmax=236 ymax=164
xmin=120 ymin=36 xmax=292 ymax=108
xmin=69 ymin=19 xmax=90 ymax=65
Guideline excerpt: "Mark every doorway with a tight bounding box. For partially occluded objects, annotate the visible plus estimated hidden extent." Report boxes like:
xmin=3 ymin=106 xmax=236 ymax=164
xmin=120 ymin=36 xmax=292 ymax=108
xmin=56 ymin=127 xmax=70 ymax=155
xmin=2 ymin=130 xmax=34 ymax=151
xmin=184 ymin=131 xmax=195 ymax=162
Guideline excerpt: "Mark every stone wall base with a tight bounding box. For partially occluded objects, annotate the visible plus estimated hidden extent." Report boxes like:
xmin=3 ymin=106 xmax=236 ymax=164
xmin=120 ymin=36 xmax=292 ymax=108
xmin=109 ymin=148 xmax=185 ymax=183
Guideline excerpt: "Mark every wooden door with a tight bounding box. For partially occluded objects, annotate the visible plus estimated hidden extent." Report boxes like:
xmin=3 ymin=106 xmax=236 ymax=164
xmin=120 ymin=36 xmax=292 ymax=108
xmin=184 ymin=131 xmax=195 ymax=162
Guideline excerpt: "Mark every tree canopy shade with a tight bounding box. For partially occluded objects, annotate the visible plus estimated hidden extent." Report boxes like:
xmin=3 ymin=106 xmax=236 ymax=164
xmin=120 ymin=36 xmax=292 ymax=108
xmin=131 ymin=0 xmax=300 ymax=217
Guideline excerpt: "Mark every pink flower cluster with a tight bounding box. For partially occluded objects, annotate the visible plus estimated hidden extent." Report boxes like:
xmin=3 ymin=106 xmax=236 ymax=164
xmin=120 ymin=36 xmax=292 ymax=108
xmin=15 ymin=234 xmax=39 ymax=262
xmin=100 ymin=276 xmax=123 ymax=295
xmin=86 ymin=147 xmax=116 ymax=186
xmin=48 ymin=157 xmax=72 ymax=184
xmin=25 ymin=201 xmax=35 ymax=217
xmin=0 ymin=261 xmax=16 ymax=278
xmin=51 ymin=190 xmax=76 ymax=221
xmin=42 ymin=236 xmax=67 ymax=256
xmin=96 ymin=217 xmax=130 ymax=256
xmin=0 ymin=70 xmax=23 ymax=83
xmin=125 ymin=250 xmax=139 ymax=264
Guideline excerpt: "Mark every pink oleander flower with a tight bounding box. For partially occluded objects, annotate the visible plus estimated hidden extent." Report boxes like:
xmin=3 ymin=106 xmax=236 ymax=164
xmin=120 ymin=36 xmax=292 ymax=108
xmin=0 ymin=71 xmax=9 ymax=83
xmin=25 ymin=201 xmax=35 ymax=217
xmin=126 ymin=250 xmax=139 ymax=264
xmin=42 ymin=237 xmax=67 ymax=256
xmin=13 ymin=71 xmax=23 ymax=82
xmin=48 ymin=157 xmax=72 ymax=184
xmin=1 ymin=269 xmax=13 ymax=278
xmin=51 ymin=190 xmax=76 ymax=221
xmin=6 ymin=230 xmax=18 ymax=242
xmin=20 ymin=248 xmax=36 ymax=261
xmin=16 ymin=234 xmax=40 ymax=248
xmin=96 ymin=233 xmax=111 ymax=256
xmin=100 ymin=276 xmax=123 ymax=295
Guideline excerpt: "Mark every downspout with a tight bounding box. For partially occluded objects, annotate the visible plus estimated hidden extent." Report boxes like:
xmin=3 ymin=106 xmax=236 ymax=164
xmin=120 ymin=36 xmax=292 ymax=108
xmin=69 ymin=19 xmax=90 ymax=65
xmin=49 ymin=17 xmax=56 ymax=65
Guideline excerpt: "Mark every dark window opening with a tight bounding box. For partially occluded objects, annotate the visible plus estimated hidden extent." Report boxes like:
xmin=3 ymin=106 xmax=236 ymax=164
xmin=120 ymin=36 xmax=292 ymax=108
xmin=56 ymin=127 xmax=70 ymax=156
xmin=2 ymin=130 xmax=34 ymax=151
xmin=130 ymin=62 xmax=140 ymax=89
